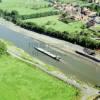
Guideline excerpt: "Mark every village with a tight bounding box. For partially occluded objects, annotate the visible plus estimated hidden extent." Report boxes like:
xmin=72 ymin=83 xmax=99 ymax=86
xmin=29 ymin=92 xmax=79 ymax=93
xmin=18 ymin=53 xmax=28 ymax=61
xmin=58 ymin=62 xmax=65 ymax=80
xmin=52 ymin=0 xmax=100 ymax=29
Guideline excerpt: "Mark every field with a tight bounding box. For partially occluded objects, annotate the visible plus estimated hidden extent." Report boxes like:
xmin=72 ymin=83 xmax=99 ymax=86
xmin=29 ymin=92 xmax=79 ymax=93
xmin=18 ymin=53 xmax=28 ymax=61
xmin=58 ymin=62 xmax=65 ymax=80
xmin=0 ymin=55 xmax=79 ymax=100
xmin=24 ymin=15 xmax=83 ymax=33
xmin=1 ymin=7 xmax=56 ymax=15
xmin=0 ymin=0 xmax=49 ymax=9
xmin=0 ymin=0 xmax=55 ymax=15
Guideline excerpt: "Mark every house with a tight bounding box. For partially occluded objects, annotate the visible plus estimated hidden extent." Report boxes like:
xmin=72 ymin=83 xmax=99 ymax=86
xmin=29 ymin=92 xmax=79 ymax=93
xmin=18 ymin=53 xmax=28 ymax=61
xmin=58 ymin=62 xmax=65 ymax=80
xmin=88 ymin=0 xmax=99 ymax=3
xmin=94 ymin=17 xmax=100 ymax=24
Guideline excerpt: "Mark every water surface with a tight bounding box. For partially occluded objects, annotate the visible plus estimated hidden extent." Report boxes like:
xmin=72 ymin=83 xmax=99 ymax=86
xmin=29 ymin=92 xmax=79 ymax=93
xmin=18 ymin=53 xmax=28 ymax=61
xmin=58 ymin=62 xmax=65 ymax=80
xmin=0 ymin=25 xmax=99 ymax=85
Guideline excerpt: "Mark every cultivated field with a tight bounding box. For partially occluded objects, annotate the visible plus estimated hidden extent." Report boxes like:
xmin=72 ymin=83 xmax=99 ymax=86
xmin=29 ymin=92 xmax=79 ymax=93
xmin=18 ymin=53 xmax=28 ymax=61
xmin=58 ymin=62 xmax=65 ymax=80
xmin=0 ymin=0 xmax=49 ymax=9
xmin=0 ymin=55 xmax=79 ymax=100
xmin=0 ymin=0 xmax=54 ymax=15
xmin=24 ymin=15 xmax=83 ymax=33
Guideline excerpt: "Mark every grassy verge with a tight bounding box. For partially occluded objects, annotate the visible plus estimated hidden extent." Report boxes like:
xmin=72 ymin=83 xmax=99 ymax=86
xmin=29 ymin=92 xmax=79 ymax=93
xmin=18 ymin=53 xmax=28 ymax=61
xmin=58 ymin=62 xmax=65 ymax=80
xmin=24 ymin=15 xmax=83 ymax=33
xmin=0 ymin=54 xmax=80 ymax=100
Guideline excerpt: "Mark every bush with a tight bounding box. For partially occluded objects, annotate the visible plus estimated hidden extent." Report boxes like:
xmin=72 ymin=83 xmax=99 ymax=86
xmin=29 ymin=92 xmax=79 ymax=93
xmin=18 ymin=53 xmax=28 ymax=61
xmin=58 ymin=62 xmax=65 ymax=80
xmin=17 ymin=21 xmax=100 ymax=49
xmin=0 ymin=9 xmax=3 ymax=16
xmin=60 ymin=16 xmax=75 ymax=24
xmin=0 ymin=40 xmax=7 ymax=55
xmin=20 ymin=11 xmax=59 ymax=20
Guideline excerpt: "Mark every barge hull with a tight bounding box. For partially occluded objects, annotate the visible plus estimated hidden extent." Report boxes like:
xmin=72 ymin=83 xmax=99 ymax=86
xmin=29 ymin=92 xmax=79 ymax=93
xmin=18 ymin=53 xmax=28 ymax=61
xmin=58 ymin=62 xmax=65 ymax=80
xmin=35 ymin=47 xmax=60 ymax=61
xmin=76 ymin=51 xmax=100 ymax=62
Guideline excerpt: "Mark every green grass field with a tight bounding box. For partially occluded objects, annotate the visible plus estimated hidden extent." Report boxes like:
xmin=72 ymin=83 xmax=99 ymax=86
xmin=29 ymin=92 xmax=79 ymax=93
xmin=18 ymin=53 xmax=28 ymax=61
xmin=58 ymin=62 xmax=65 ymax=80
xmin=24 ymin=15 xmax=83 ymax=33
xmin=0 ymin=55 xmax=79 ymax=100
xmin=0 ymin=0 xmax=49 ymax=9
xmin=5 ymin=7 xmax=56 ymax=16
xmin=0 ymin=0 xmax=85 ymax=34
xmin=0 ymin=0 xmax=53 ymax=15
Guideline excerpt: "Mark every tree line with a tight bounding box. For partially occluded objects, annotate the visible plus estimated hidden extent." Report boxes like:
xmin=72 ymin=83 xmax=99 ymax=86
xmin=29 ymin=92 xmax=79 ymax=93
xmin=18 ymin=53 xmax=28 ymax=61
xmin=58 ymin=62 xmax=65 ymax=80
xmin=16 ymin=21 xmax=100 ymax=49
xmin=0 ymin=9 xmax=59 ymax=20
xmin=20 ymin=10 xmax=59 ymax=20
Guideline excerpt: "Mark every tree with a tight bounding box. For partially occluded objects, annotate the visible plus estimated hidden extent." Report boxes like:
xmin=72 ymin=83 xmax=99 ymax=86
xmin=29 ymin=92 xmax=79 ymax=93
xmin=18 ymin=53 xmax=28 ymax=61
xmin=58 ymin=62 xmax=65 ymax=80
xmin=0 ymin=41 xmax=7 ymax=56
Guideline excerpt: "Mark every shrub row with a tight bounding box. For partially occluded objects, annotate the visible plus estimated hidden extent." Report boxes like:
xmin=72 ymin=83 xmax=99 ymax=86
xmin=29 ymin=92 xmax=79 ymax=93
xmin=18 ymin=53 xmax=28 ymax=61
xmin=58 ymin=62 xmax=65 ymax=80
xmin=0 ymin=40 xmax=7 ymax=56
xmin=0 ymin=9 xmax=59 ymax=20
xmin=20 ymin=10 xmax=59 ymax=20
xmin=0 ymin=9 xmax=19 ymax=23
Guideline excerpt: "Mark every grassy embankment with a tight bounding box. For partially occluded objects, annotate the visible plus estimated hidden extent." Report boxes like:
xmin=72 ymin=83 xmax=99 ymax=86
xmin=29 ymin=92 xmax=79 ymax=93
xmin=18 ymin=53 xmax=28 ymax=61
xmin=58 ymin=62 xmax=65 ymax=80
xmin=0 ymin=0 xmax=49 ymax=15
xmin=0 ymin=40 xmax=80 ymax=100
xmin=0 ymin=53 xmax=79 ymax=100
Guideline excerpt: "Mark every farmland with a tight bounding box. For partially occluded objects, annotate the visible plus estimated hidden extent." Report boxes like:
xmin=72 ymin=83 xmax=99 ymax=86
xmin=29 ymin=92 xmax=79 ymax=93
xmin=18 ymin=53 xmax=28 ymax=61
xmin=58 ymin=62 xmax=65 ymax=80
xmin=0 ymin=0 xmax=49 ymax=10
xmin=0 ymin=54 xmax=79 ymax=100
xmin=24 ymin=15 xmax=83 ymax=33
xmin=0 ymin=0 xmax=58 ymax=15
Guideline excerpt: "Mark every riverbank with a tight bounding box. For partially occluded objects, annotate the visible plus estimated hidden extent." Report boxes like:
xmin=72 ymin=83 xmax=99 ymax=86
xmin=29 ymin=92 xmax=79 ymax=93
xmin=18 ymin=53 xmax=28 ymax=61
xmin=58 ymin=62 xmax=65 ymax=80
xmin=0 ymin=18 xmax=100 ymax=66
xmin=3 ymin=40 xmax=99 ymax=100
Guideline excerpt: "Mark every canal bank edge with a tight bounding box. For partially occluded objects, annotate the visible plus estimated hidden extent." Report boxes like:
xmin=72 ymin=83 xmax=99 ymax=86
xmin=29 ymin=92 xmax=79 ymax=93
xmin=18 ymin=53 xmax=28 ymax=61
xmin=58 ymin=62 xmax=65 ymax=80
xmin=0 ymin=18 xmax=100 ymax=66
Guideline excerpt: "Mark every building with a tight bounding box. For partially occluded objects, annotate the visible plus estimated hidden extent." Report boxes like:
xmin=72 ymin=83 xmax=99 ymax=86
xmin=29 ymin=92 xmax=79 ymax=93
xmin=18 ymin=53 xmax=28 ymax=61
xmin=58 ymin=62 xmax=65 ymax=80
xmin=88 ymin=0 xmax=99 ymax=3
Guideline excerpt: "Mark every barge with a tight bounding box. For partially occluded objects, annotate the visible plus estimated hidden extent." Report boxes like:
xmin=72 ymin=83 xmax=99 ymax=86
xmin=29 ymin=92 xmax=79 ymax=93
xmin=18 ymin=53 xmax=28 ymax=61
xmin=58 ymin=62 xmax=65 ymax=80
xmin=34 ymin=47 xmax=61 ymax=61
xmin=75 ymin=50 xmax=100 ymax=62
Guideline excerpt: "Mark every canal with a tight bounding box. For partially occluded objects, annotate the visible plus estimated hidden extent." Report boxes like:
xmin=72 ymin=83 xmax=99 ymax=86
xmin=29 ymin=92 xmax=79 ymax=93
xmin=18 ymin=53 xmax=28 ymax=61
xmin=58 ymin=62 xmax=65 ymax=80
xmin=0 ymin=24 xmax=99 ymax=85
